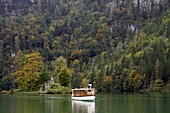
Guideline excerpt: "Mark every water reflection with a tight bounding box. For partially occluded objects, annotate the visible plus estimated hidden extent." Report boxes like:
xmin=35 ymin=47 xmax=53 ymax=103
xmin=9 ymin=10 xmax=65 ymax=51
xmin=2 ymin=94 xmax=170 ymax=113
xmin=72 ymin=100 xmax=95 ymax=113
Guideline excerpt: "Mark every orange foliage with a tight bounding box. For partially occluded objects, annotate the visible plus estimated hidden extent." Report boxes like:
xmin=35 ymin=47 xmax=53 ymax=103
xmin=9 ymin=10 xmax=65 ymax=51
xmin=133 ymin=74 xmax=142 ymax=83
xmin=71 ymin=49 xmax=83 ymax=59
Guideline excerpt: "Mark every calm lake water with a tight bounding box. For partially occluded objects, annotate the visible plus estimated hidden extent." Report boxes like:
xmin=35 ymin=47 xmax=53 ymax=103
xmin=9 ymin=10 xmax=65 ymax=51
xmin=0 ymin=93 xmax=170 ymax=113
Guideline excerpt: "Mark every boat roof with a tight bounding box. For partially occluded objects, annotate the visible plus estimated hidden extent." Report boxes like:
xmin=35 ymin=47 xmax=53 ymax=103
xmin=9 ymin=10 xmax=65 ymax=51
xmin=72 ymin=88 xmax=95 ymax=91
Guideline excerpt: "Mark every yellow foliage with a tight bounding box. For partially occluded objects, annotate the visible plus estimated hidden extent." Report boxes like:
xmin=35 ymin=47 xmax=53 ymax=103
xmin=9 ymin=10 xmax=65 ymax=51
xmin=28 ymin=14 xmax=36 ymax=22
xmin=91 ymin=39 xmax=97 ymax=46
xmin=129 ymin=70 xmax=136 ymax=78
xmin=14 ymin=52 xmax=44 ymax=90
xmin=97 ymin=29 xmax=103 ymax=34
xmin=67 ymin=68 xmax=74 ymax=75
xmin=134 ymin=74 xmax=142 ymax=81
xmin=103 ymin=76 xmax=113 ymax=83
xmin=73 ymin=59 xmax=79 ymax=66
xmin=125 ymin=52 xmax=132 ymax=59
xmin=81 ymin=78 xmax=89 ymax=87
xmin=71 ymin=49 xmax=82 ymax=56
xmin=80 ymin=72 xmax=85 ymax=77
xmin=135 ymin=51 xmax=144 ymax=58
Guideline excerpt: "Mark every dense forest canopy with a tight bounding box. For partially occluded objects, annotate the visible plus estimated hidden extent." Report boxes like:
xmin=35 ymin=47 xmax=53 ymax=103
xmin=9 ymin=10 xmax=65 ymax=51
xmin=1 ymin=0 xmax=170 ymax=92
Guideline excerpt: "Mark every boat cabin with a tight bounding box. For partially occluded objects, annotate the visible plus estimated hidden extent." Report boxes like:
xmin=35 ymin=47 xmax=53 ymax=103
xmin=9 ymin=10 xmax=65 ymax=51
xmin=72 ymin=84 xmax=96 ymax=97
xmin=72 ymin=88 xmax=96 ymax=97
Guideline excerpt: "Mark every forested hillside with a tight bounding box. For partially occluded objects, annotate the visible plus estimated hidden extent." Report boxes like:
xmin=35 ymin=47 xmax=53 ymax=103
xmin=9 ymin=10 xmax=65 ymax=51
xmin=1 ymin=0 xmax=170 ymax=92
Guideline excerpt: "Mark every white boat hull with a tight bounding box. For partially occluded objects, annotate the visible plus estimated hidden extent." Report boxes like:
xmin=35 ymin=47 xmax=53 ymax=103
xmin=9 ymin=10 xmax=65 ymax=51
xmin=72 ymin=96 xmax=95 ymax=101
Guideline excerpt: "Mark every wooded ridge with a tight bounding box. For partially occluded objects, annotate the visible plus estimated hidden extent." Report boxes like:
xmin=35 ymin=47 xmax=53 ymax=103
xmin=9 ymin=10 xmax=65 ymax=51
xmin=1 ymin=0 xmax=170 ymax=93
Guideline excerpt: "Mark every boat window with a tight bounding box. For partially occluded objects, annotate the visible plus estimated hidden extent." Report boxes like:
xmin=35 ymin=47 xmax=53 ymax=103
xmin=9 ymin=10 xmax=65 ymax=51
xmin=92 ymin=90 xmax=94 ymax=94
xmin=88 ymin=90 xmax=92 ymax=94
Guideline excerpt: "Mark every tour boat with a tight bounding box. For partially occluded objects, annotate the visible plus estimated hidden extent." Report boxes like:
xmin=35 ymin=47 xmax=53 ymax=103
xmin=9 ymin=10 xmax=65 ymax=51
xmin=71 ymin=84 xmax=96 ymax=101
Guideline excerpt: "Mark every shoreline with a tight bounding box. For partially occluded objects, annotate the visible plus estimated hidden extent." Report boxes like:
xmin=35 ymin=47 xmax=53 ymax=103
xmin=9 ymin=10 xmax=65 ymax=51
xmin=1 ymin=89 xmax=170 ymax=95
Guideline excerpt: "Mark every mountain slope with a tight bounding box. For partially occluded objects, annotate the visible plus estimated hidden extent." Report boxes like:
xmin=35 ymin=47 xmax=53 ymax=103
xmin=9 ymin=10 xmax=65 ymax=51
xmin=0 ymin=0 xmax=170 ymax=92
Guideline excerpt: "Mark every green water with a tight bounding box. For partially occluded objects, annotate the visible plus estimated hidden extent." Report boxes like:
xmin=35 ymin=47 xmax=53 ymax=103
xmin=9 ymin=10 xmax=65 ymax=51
xmin=0 ymin=93 xmax=170 ymax=113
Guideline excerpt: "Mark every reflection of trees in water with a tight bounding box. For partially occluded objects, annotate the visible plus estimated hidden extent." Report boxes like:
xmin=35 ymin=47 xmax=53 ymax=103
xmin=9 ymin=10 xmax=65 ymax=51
xmin=41 ymin=96 xmax=71 ymax=113
xmin=44 ymin=99 xmax=54 ymax=113
xmin=72 ymin=100 xmax=95 ymax=113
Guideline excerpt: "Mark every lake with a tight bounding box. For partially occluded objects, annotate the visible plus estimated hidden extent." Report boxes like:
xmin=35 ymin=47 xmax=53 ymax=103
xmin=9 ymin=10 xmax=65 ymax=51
xmin=0 ymin=93 xmax=170 ymax=113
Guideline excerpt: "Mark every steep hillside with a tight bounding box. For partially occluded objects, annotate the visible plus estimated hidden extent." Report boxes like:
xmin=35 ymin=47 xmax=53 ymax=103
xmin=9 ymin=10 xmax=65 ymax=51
xmin=1 ymin=0 xmax=170 ymax=92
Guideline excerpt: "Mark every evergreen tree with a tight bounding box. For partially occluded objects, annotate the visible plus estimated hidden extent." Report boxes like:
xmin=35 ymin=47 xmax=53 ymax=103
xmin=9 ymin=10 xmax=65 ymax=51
xmin=58 ymin=67 xmax=71 ymax=87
